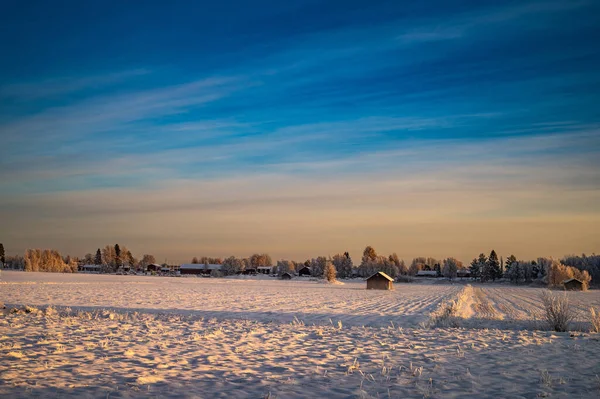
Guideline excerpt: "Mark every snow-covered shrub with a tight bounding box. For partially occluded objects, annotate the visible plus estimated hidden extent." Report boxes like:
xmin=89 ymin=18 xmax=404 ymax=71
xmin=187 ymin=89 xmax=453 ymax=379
xmin=540 ymin=290 xmax=574 ymax=332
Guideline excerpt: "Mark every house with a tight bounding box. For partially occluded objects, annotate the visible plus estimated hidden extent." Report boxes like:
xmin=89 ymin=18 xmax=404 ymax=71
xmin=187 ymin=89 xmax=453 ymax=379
xmin=180 ymin=263 xmax=222 ymax=275
xmin=563 ymin=278 xmax=584 ymax=291
xmin=366 ymin=272 xmax=394 ymax=290
xmin=147 ymin=263 xmax=162 ymax=272
xmin=280 ymin=272 xmax=293 ymax=280
xmin=457 ymin=269 xmax=471 ymax=279
xmin=257 ymin=266 xmax=273 ymax=275
xmin=81 ymin=264 xmax=101 ymax=273
xmin=298 ymin=266 xmax=312 ymax=277
xmin=416 ymin=270 xmax=438 ymax=277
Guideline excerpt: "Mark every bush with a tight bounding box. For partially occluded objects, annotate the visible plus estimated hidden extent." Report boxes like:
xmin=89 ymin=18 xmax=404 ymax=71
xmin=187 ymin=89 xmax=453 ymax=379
xmin=590 ymin=307 xmax=600 ymax=333
xmin=540 ymin=290 xmax=575 ymax=332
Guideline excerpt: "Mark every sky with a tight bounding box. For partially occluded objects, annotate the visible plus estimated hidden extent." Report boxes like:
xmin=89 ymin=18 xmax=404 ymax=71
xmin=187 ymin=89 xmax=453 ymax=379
xmin=1 ymin=0 xmax=599 ymax=264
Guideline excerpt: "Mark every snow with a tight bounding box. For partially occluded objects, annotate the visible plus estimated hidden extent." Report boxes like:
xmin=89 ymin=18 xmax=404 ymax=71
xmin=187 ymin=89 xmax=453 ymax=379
xmin=1 ymin=271 xmax=600 ymax=398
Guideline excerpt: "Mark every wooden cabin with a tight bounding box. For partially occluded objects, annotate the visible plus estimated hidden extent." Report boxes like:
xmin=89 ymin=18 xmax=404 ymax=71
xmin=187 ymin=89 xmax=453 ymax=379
xmin=280 ymin=272 xmax=293 ymax=280
xmin=298 ymin=266 xmax=312 ymax=277
xmin=563 ymin=278 xmax=584 ymax=291
xmin=366 ymin=272 xmax=394 ymax=290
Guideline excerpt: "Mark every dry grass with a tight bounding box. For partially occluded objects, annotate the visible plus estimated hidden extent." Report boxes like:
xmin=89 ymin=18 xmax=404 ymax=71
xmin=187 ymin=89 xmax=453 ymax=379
xmin=590 ymin=307 xmax=600 ymax=333
xmin=540 ymin=290 xmax=575 ymax=332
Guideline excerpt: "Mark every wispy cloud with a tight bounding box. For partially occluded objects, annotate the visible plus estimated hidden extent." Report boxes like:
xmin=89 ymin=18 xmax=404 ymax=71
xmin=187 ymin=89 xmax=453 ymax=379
xmin=0 ymin=69 xmax=151 ymax=100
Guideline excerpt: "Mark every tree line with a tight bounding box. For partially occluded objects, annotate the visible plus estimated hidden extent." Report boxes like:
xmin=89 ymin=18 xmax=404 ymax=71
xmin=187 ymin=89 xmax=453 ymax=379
xmin=1 ymin=240 xmax=598 ymax=287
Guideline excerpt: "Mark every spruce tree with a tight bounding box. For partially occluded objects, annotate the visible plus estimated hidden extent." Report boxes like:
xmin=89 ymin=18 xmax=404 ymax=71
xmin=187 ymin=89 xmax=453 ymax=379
xmin=94 ymin=248 xmax=102 ymax=265
xmin=487 ymin=250 xmax=501 ymax=281
xmin=0 ymin=243 xmax=5 ymax=264
xmin=505 ymin=255 xmax=517 ymax=272
xmin=114 ymin=244 xmax=121 ymax=270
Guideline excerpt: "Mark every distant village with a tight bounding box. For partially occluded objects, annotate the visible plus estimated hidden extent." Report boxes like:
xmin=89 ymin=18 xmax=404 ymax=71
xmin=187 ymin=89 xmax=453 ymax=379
xmin=1 ymin=243 xmax=597 ymax=291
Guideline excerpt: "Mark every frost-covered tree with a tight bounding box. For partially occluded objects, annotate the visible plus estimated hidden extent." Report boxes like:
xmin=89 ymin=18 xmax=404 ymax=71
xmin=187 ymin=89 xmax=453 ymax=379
xmin=24 ymin=248 xmax=73 ymax=273
xmin=409 ymin=257 xmax=426 ymax=276
xmin=277 ymin=260 xmax=294 ymax=277
xmin=139 ymin=254 xmax=156 ymax=270
xmin=470 ymin=253 xmax=486 ymax=280
xmin=561 ymin=254 xmax=600 ymax=284
xmin=442 ymin=258 xmax=459 ymax=280
xmin=126 ymin=250 xmax=136 ymax=268
xmin=222 ymin=256 xmax=244 ymax=275
xmin=311 ymin=256 xmax=327 ymax=277
xmin=191 ymin=257 xmax=199 ymax=264
xmin=505 ymin=254 xmax=517 ymax=272
xmin=102 ymin=245 xmax=115 ymax=268
xmin=250 ymin=253 xmax=272 ymax=269
xmin=482 ymin=250 xmax=501 ymax=281
xmin=323 ymin=260 xmax=337 ymax=282
xmin=362 ymin=246 xmax=378 ymax=264
xmin=332 ymin=252 xmax=354 ymax=278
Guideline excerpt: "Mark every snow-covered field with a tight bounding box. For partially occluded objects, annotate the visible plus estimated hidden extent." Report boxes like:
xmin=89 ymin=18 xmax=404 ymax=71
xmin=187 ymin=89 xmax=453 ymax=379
xmin=458 ymin=286 xmax=600 ymax=330
xmin=1 ymin=271 xmax=600 ymax=398
xmin=0 ymin=272 xmax=460 ymax=328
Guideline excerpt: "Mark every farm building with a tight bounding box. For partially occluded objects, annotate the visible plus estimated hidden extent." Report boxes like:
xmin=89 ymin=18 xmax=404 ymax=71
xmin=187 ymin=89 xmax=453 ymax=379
xmin=563 ymin=278 xmax=584 ymax=291
xmin=366 ymin=272 xmax=394 ymax=290
xmin=280 ymin=272 xmax=293 ymax=280
xmin=147 ymin=263 xmax=162 ymax=272
xmin=81 ymin=264 xmax=101 ymax=273
xmin=298 ymin=266 xmax=312 ymax=277
xmin=180 ymin=264 xmax=222 ymax=275
xmin=257 ymin=266 xmax=273 ymax=275
xmin=416 ymin=270 xmax=438 ymax=277
xmin=457 ymin=269 xmax=471 ymax=278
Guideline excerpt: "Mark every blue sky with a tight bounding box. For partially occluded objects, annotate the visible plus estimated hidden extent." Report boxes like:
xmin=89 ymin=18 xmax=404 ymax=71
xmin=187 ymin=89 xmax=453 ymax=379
xmin=1 ymin=0 xmax=599 ymax=262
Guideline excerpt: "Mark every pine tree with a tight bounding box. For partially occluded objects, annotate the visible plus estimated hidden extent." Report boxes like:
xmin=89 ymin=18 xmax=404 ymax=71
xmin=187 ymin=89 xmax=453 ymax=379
xmin=505 ymin=254 xmax=517 ymax=273
xmin=94 ymin=248 xmax=102 ymax=265
xmin=323 ymin=260 xmax=337 ymax=282
xmin=114 ymin=244 xmax=121 ymax=270
xmin=0 ymin=243 xmax=5 ymax=264
xmin=487 ymin=250 xmax=501 ymax=281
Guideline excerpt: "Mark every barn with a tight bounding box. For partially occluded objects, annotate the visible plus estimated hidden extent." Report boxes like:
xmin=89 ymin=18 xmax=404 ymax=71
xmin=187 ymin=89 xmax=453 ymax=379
xmin=366 ymin=272 xmax=394 ymax=290
xmin=280 ymin=272 xmax=293 ymax=280
xmin=298 ymin=266 xmax=312 ymax=277
xmin=563 ymin=278 xmax=584 ymax=291
xmin=147 ymin=263 xmax=162 ymax=272
xmin=257 ymin=266 xmax=273 ymax=275
xmin=180 ymin=264 xmax=222 ymax=275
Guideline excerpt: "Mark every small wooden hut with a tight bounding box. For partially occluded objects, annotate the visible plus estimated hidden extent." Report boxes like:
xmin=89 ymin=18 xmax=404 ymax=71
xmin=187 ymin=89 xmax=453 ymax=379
xmin=280 ymin=272 xmax=293 ymax=280
xmin=298 ymin=266 xmax=312 ymax=277
xmin=366 ymin=272 xmax=394 ymax=290
xmin=563 ymin=278 xmax=583 ymax=291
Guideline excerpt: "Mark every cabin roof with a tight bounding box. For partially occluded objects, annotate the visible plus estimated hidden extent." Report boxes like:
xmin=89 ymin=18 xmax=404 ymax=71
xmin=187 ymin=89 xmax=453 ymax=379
xmin=366 ymin=271 xmax=394 ymax=281
xmin=562 ymin=278 xmax=583 ymax=284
